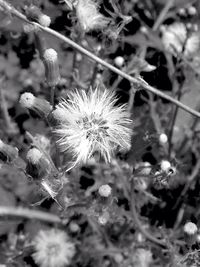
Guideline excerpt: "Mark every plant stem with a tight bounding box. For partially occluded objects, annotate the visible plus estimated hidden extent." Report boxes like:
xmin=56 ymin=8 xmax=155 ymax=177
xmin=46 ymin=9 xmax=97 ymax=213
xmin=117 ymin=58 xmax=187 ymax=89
xmin=1 ymin=1 xmax=200 ymax=118
xmin=0 ymin=206 xmax=62 ymax=224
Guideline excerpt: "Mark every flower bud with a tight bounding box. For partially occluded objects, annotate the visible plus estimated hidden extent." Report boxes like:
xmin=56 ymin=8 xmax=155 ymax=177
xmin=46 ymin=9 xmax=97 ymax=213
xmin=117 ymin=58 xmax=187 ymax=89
xmin=43 ymin=48 xmax=60 ymax=87
xmin=0 ymin=139 xmax=18 ymax=163
xmin=187 ymin=6 xmax=197 ymax=16
xmin=160 ymin=160 xmax=171 ymax=172
xmin=114 ymin=56 xmax=124 ymax=68
xmin=26 ymin=147 xmax=50 ymax=180
xmin=98 ymin=211 xmax=110 ymax=225
xmin=183 ymin=222 xmax=198 ymax=246
xmin=19 ymin=92 xmax=52 ymax=117
xmin=98 ymin=184 xmax=112 ymax=197
xmin=159 ymin=133 xmax=168 ymax=144
xmin=69 ymin=222 xmax=80 ymax=233
xmin=26 ymin=5 xmax=51 ymax=27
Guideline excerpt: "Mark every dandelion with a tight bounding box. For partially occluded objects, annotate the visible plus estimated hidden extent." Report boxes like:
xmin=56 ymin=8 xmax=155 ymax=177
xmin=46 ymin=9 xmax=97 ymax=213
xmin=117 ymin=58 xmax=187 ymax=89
xmin=74 ymin=0 xmax=110 ymax=32
xmin=183 ymin=222 xmax=198 ymax=245
xmin=161 ymin=22 xmax=199 ymax=58
xmin=32 ymin=228 xmax=75 ymax=267
xmin=53 ymin=88 xmax=132 ymax=166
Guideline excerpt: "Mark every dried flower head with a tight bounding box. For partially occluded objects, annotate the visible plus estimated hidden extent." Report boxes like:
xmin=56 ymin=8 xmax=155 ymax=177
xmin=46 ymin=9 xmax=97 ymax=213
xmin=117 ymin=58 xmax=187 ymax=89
xmin=32 ymin=228 xmax=75 ymax=267
xmin=75 ymin=0 xmax=110 ymax=32
xmin=53 ymin=88 xmax=132 ymax=166
xmin=43 ymin=48 xmax=60 ymax=87
xmin=19 ymin=92 xmax=52 ymax=117
xmin=161 ymin=22 xmax=199 ymax=58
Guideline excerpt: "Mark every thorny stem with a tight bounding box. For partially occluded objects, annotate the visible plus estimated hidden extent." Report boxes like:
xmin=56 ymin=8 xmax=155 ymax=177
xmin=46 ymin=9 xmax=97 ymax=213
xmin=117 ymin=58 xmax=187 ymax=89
xmin=0 ymin=206 xmax=62 ymax=224
xmin=130 ymin=178 xmax=166 ymax=248
xmin=1 ymin=1 xmax=200 ymax=118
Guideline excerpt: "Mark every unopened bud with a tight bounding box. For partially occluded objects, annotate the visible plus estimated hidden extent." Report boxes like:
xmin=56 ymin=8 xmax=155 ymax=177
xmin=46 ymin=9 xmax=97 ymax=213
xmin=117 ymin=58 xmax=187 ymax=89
xmin=187 ymin=6 xmax=197 ymax=16
xmin=0 ymin=139 xmax=18 ymax=163
xmin=183 ymin=222 xmax=198 ymax=245
xmin=114 ymin=56 xmax=124 ymax=68
xmin=98 ymin=184 xmax=112 ymax=197
xmin=26 ymin=5 xmax=51 ymax=27
xmin=69 ymin=222 xmax=80 ymax=233
xmin=26 ymin=147 xmax=50 ymax=180
xmin=98 ymin=211 xmax=110 ymax=225
xmin=160 ymin=160 xmax=171 ymax=172
xmin=19 ymin=92 xmax=52 ymax=117
xmin=159 ymin=133 xmax=168 ymax=144
xmin=43 ymin=48 xmax=60 ymax=87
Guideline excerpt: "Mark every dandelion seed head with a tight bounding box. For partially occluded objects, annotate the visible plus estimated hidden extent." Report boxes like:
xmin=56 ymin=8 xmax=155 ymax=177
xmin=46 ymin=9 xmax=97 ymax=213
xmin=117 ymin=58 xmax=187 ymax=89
xmin=98 ymin=184 xmax=112 ymax=197
xmin=160 ymin=160 xmax=171 ymax=172
xmin=75 ymin=0 xmax=110 ymax=32
xmin=32 ymin=228 xmax=75 ymax=267
xmin=19 ymin=92 xmax=35 ymax=108
xmin=54 ymin=88 xmax=132 ymax=165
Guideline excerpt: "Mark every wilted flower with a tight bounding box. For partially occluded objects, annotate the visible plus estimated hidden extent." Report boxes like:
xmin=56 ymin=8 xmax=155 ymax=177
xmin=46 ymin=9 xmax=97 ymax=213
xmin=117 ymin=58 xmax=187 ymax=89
xmin=74 ymin=0 xmax=110 ymax=32
xmin=161 ymin=22 xmax=199 ymax=58
xmin=32 ymin=228 xmax=75 ymax=267
xmin=53 ymin=88 xmax=132 ymax=166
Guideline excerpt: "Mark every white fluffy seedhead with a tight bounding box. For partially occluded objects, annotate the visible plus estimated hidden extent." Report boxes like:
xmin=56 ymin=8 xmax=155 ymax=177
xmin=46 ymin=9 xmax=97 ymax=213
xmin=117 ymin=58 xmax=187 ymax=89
xmin=75 ymin=0 xmax=110 ymax=32
xmin=184 ymin=222 xmax=198 ymax=235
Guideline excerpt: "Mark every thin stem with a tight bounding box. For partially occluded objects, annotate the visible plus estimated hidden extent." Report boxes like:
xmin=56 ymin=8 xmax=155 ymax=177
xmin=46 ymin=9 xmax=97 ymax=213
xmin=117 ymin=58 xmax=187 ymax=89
xmin=50 ymin=86 xmax=55 ymax=108
xmin=130 ymin=178 xmax=166 ymax=248
xmin=1 ymin=1 xmax=200 ymax=118
xmin=152 ymin=0 xmax=175 ymax=31
xmin=0 ymin=87 xmax=12 ymax=129
xmin=0 ymin=206 xmax=62 ymax=224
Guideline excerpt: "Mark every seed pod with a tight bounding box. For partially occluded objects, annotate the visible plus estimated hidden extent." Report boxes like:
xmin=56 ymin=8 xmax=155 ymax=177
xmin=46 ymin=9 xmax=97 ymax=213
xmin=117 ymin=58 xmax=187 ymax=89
xmin=26 ymin=5 xmax=51 ymax=27
xmin=43 ymin=48 xmax=60 ymax=87
xmin=26 ymin=147 xmax=50 ymax=180
xmin=19 ymin=92 xmax=52 ymax=117
xmin=0 ymin=139 xmax=18 ymax=163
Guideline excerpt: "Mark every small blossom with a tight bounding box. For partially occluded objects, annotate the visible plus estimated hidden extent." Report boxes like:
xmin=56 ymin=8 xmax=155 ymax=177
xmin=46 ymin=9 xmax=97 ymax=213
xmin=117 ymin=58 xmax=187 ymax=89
xmin=19 ymin=92 xmax=52 ymax=117
xmin=183 ymin=222 xmax=198 ymax=246
xmin=114 ymin=56 xmax=124 ymax=68
xmin=132 ymin=248 xmax=152 ymax=267
xmin=187 ymin=6 xmax=197 ymax=16
xmin=75 ymin=0 xmax=110 ymax=32
xmin=159 ymin=133 xmax=168 ymax=144
xmin=160 ymin=160 xmax=171 ymax=172
xmin=32 ymin=228 xmax=75 ymax=267
xmin=183 ymin=222 xmax=198 ymax=236
xmin=98 ymin=184 xmax=112 ymax=197
xmin=53 ymin=88 xmax=132 ymax=166
xmin=43 ymin=48 xmax=60 ymax=87
xmin=98 ymin=210 xmax=110 ymax=225
xmin=161 ymin=22 xmax=199 ymax=58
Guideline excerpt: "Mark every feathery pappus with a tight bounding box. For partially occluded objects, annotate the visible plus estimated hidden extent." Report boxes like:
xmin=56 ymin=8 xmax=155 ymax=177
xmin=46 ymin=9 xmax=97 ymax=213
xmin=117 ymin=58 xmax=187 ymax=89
xmin=53 ymin=87 xmax=133 ymax=167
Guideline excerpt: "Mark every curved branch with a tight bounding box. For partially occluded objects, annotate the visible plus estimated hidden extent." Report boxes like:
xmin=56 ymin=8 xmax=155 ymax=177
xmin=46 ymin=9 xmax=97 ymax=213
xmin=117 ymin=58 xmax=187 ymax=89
xmin=0 ymin=1 xmax=200 ymax=118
